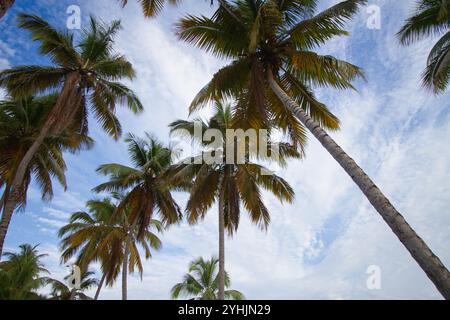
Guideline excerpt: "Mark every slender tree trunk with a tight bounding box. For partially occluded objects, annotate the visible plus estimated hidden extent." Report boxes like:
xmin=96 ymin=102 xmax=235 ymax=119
xmin=0 ymin=73 xmax=81 ymax=258
xmin=69 ymin=289 xmax=77 ymax=300
xmin=267 ymin=70 xmax=450 ymax=299
xmin=94 ymin=273 xmax=106 ymax=300
xmin=0 ymin=0 xmax=14 ymax=19
xmin=218 ymin=193 xmax=225 ymax=300
xmin=122 ymin=240 xmax=130 ymax=300
xmin=0 ymin=185 xmax=7 ymax=213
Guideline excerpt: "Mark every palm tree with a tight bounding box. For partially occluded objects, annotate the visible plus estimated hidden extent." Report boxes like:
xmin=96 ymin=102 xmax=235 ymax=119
xmin=59 ymin=198 xmax=119 ymax=300
xmin=93 ymin=133 xmax=182 ymax=239
xmin=0 ymin=244 xmax=49 ymax=300
xmin=171 ymin=256 xmax=244 ymax=300
xmin=0 ymin=14 xmax=143 ymax=243
xmin=176 ymin=0 xmax=450 ymax=298
xmin=168 ymin=101 xmax=298 ymax=300
xmin=59 ymin=195 xmax=163 ymax=300
xmin=47 ymin=270 xmax=98 ymax=300
xmin=398 ymin=0 xmax=450 ymax=93
xmin=0 ymin=0 xmax=14 ymax=19
xmin=0 ymin=94 xmax=93 ymax=257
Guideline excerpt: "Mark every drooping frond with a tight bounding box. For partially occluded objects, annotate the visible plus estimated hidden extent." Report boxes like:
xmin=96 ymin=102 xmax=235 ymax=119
xmin=119 ymin=0 xmax=181 ymax=18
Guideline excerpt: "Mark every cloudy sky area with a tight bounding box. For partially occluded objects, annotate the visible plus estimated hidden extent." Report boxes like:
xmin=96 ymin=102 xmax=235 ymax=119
xmin=1 ymin=0 xmax=449 ymax=299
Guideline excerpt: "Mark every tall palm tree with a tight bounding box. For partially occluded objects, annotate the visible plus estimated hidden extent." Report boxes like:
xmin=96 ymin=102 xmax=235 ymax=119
xmin=0 ymin=94 xmax=93 ymax=257
xmin=47 ymin=270 xmax=98 ymax=300
xmin=0 ymin=244 xmax=49 ymax=300
xmin=176 ymin=0 xmax=450 ymax=298
xmin=168 ymin=101 xmax=298 ymax=300
xmin=0 ymin=14 xmax=143 ymax=240
xmin=59 ymin=196 xmax=163 ymax=300
xmin=0 ymin=0 xmax=14 ymax=19
xmin=171 ymin=256 xmax=244 ymax=300
xmin=398 ymin=0 xmax=450 ymax=93
xmin=93 ymin=133 xmax=182 ymax=238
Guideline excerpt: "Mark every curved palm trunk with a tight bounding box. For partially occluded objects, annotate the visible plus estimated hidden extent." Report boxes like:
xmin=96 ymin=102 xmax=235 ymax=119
xmin=0 ymin=73 xmax=81 ymax=258
xmin=218 ymin=192 xmax=225 ymax=300
xmin=122 ymin=240 xmax=130 ymax=300
xmin=0 ymin=185 xmax=8 ymax=214
xmin=267 ymin=70 xmax=450 ymax=299
xmin=94 ymin=273 xmax=106 ymax=300
xmin=0 ymin=191 xmax=12 ymax=259
xmin=0 ymin=0 xmax=14 ymax=19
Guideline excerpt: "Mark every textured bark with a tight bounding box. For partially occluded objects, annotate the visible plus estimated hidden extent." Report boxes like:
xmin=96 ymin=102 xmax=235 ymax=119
xmin=0 ymin=185 xmax=7 ymax=213
xmin=267 ymin=70 xmax=450 ymax=299
xmin=69 ymin=288 xmax=77 ymax=300
xmin=0 ymin=196 xmax=13 ymax=259
xmin=94 ymin=273 xmax=106 ymax=300
xmin=122 ymin=240 xmax=130 ymax=300
xmin=0 ymin=73 xmax=81 ymax=258
xmin=0 ymin=0 xmax=14 ymax=19
xmin=218 ymin=192 xmax=225 ymax=300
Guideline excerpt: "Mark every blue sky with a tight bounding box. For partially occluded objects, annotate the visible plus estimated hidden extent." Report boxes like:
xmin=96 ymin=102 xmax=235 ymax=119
xmin=1 ymin=0 xmax=449 ymax=299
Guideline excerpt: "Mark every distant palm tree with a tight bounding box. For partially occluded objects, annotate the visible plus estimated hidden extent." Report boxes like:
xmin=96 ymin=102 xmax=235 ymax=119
xmin=176 ymin=0 xmax=450 ymax=298
xmin=171 ymin=257 xmax=244 ymax=300
xmin=0 ymin=94 xmax=93 ymax=257
xmin=168 ymin=101 xmax=298 ymax=299
xmin=59 ymin=195 xmax=163 ymax=300
xmin=0 ymin=244 xmax=49 ymax=300
xmin=0 ymin=14 xmax=143 ymax=241
xmin=398 ymin=0 xmax=450 ymax=93
xmin=94 ymin=133 xmax=182 ymax=239
xmin=0 ymin=0 xmax=14 ymax=19
xmin=47 ymin=270 xmax=98 ymax=300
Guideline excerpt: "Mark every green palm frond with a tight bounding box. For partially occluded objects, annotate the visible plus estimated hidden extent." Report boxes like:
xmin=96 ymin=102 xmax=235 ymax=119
xmin=119 ymin=0 xmax=181 ymax=17
xmin=171 ymin=256 xmax=244 ymax=300
xmin=398 ymin=0 xmax=450 ymax=93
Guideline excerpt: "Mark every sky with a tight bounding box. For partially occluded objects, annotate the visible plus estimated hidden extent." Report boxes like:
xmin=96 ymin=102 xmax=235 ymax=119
xmin=0 ymin=0 xmax=449 ymax=300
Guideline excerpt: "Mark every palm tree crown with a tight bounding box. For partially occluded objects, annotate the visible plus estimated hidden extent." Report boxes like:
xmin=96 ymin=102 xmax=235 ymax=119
xmin=94 ymin=133 xmax=182 ymax=236
xmin=176 ymin=0 xmax=366 ymax=151
xmin=0 ymin=94 xmax=93 ymax=212
xmin=47 ymin=270 xmax=98 ymax=300
xmin=59 ymin=195 xmax=163 ymax=292
xmin=171 ymin=257 xmax=245 ymax=300
xmin=0 ymin=244 xmax=49 ymax=300
xmin=169 ymin=101 xmax=297 ymax=233
xmin=0 ymin=13 xmax=143 ymax=139
xmin=398 ymin=0 xmax=450 ymax=93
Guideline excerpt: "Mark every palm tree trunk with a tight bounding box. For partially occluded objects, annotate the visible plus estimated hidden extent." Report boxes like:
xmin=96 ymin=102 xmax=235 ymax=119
xmin=69 ymin=288 xmax=77 ymax=300
xmin=267 ymin=69 xmax=450 ymax=299
xmin=0 ymin=185 xmax=9 ymax=216
xmin=0 ymin=72 xmax=81 ymax=258
xmin=0 ymin=195 xmax=12 ymax=259
xmin=218 ymin=192 xmax=225 ymax=300
xmin=0 ymin=0 xmax=14 ymax=19
xmin=122 ymin=240 xmax=130 ymax=300
xmin=94 ymin=273 xmax=106 ymax=300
